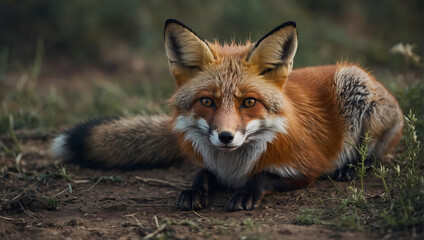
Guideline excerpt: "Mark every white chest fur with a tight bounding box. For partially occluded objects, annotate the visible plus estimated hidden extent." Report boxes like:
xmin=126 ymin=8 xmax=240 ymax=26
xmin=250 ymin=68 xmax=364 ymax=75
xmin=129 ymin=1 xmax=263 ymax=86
xmin=174 ymin=115 xmax=291 ymax=188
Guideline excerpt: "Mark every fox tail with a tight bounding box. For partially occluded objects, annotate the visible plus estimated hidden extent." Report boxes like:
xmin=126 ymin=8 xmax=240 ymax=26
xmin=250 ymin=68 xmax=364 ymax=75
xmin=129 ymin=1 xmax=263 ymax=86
xmin=50 ymin=115 xmax=185 ymax=169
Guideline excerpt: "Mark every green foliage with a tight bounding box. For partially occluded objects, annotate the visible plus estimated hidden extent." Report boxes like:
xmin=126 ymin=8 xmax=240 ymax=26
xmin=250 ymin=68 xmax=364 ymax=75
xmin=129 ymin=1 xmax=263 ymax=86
xmin=295 ymin=111 xmax=423 ymax=233
xmin=296 ymin=208 xmax=328 ymax=226
xmin=0 ymin=0 xmax=145 ymax=61
xmin=165 ymin=219 xmax=202 ymax=233
xmin=56 ymin=165 xmax=71 ymax=181
xmin=0 ymin=0 xmax=422 ymax=67
xmin=1 ymin=115 xmax=22 ymax=158
xmin=341 ymin=186 xmax=367 ymax=210
xmin=0 ymin=37 xmax=168 ymax=133
xmin=0 ymin=38 xmax=58 ymax=133
xmin=380 ymin=111 xmax=423 ymax=231
xmin=99 ymin=176 xmax=123 ymax=183
xmin=390 ymin=44 xmax=424 ymax=142
xmin=47 ymin=197 xmax=59 ymax=210
xmin=372 ymin=163 xmax=391 ymax=199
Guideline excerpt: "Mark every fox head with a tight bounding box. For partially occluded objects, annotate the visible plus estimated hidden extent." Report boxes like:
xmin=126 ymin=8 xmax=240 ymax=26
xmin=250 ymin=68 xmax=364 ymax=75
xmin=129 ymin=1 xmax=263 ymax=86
xmin=165 ymin=19 xmax=297 ymax=154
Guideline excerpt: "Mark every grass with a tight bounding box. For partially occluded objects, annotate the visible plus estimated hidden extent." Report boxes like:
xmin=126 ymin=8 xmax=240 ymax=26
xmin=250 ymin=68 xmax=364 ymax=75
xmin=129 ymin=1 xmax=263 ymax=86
xmin=0 ymin=69 xmax=168 ymax=135
xmin=296 ymin=110 xmax=423 ymax=234
xmin=0 ymin=39 xmax=170 ymax=135
xmin=1 ymin=115 xmax=21 ymax=158
xmin=47 ymin=197 xmax=59 ymax=210
xmin=381 ymin=111 xmax=423 ymax=232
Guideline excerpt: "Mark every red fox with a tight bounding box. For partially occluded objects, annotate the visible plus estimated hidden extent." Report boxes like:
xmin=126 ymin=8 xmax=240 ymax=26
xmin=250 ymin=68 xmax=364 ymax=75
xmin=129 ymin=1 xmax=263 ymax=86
xmin=50 ymin=19 xmax=404 ymax=211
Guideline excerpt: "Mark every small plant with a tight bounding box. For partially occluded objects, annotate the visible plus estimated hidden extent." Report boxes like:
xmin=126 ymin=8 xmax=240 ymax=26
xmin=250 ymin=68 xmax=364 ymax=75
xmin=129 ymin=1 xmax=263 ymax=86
xmin=348 ymin=130 xmax=374 ymax=200
xmin=47 ymin=197 xmax=59 ymax=210
xmin=390 ymin=43 xmax=421 ymax=66
xmin=372 ymin=163 xmax=391 ymax=199
xmin=165 ymin=219 xmax=201 ymax=232
xmin=403 ymin=110 xmax=421 ymax=170
xmin=1 ymin=115 xmax=22 ymax=158
xmin=57 ymin=164 xmax=71 ymax=181
xmin=295 ymin=208 xmax=327 ymax=226
xmin=341 ymin=186 xmax=367 ymax=209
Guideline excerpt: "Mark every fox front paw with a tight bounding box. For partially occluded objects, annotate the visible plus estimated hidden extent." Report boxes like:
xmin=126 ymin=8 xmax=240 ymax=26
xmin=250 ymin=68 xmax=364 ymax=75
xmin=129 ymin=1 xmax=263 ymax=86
xmin=225 ymin=190 xmax=263 ymax=212
xmin=178 ymin=189 xmax=209 ymax=211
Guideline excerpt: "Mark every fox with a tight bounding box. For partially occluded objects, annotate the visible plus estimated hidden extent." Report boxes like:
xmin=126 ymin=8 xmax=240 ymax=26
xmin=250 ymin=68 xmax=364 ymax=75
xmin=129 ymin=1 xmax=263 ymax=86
xmin=50 ymin=19 xmax=404 ymax=211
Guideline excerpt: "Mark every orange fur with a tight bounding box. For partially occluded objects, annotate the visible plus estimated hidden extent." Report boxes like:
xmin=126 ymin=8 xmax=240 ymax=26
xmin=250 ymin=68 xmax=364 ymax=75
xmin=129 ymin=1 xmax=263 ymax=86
xmin=252 ymin=66 xmax=344 ymax=181
xmin=165 ymin=19 xmax=402 ymax=187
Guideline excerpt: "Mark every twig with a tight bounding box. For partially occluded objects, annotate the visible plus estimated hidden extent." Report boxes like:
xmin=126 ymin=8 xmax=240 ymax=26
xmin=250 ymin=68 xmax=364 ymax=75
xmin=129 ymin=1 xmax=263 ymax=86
xmin=134 ymin=176 xmax=187 ymax=190
xmin=12 ymin=193 xmax=22 ymax=201
xmin=124 ymin=212 xmax=138 ymax=217
xmin=15 ymin=153 xmax=23 ymax=173
xmin=328 ymin=175 xmax=347 ymax=197
xmin=154 ymin=215 xmax=159 ymax=228
xmin=71 ymin=179 xmax=91 ymax=184
xmin=0 ymin=215 xmax=25 ymax=222
xmin=169 ymin=178 xmax=192 ymax=185
xmin=272 ymin=193 xmax=286 ymax=199
xmin=143 ymin=224 xmax=166 ymax=240
xmin=87 ymin=177 xmax=104 ymax=190
xmin=54 ymin=186 xmax=71 ymax=197
xmin=126 ymin=214 xmax=149 ymax=230
xmin=17 ymin=201 xmax=36 ymax=219
xmin=295 ymin=193 xmax=305 ymax=201
xmin=192 ymin=208 xmax=205 ymax=218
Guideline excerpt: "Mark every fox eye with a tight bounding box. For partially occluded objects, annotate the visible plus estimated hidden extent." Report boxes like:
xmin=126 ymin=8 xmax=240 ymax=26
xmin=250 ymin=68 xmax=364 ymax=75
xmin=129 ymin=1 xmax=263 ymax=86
xmin=200 ymin=97 xmax=214 ymax=107
xmin=243 ymin=98 xmax=256 ymax=108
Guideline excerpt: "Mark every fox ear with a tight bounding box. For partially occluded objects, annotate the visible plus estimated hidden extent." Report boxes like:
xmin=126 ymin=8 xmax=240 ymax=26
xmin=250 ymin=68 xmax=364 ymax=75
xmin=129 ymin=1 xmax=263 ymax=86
xmin=246 ymin=21 xmax=298 ymax=86
xmin=164 ymin=19 xmax=215 ymax=86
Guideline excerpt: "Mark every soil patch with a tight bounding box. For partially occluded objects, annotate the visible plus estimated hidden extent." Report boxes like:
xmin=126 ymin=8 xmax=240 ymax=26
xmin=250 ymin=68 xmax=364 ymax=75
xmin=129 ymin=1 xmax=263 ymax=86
xmin=0 ymin=138 xmax=418 ymax=239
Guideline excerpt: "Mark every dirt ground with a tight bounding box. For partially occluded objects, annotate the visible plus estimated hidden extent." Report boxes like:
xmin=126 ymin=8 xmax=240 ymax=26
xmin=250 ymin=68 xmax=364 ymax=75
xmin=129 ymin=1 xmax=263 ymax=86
xmin=0 ymin=137 xmax=419 ymax=240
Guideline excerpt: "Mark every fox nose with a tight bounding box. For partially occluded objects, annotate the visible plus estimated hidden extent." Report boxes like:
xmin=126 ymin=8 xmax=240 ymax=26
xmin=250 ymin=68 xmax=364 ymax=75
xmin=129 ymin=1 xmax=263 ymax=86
xmin=218 ymin=131 xmax=234 ymax=144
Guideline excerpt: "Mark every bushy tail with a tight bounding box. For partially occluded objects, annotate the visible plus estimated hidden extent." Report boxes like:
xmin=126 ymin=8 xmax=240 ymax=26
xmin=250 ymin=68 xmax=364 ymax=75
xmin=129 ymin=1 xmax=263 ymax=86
xmin=50 ymin=115 xmax=185 ymax=169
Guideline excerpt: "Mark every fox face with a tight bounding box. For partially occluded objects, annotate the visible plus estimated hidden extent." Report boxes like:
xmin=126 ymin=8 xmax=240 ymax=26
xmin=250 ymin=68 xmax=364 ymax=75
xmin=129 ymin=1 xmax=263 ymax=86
xmin=177 ymin=75 xmax=291 ymax=151
xmin=164 ymin=20 xmax=299 ymax=186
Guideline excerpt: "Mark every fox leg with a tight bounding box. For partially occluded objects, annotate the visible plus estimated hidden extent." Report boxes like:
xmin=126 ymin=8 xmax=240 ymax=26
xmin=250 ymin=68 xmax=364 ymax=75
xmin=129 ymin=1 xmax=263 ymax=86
xmin=226 ymin=172 xmax=311 ymax=211
xmin=178 ymin=169 xmax=220 ymax=210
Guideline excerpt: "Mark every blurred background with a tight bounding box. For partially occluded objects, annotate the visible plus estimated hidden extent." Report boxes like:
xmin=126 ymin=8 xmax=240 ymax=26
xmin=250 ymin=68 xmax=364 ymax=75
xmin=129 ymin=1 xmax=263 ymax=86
xmin=0 ymin=0 xmax=422 ymax=138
